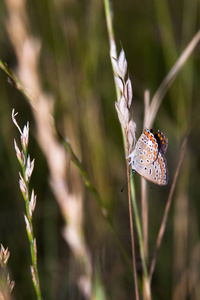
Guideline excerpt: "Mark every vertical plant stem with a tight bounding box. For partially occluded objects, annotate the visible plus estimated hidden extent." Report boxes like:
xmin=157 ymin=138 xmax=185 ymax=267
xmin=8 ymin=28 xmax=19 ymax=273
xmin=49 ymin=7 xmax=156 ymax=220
xmin=141 ymin=90 xmax=150 ymax=297
xmin=131 ymin=178 xmax=151 ymax=300
xmin=142 ymin=90 xmax=150 ymax=261
xmin=13 ymin=118 xmax=42 ymax=299
xmin=104 ymin=0 xmax=139 ymax=296
xmin=24 ymin=184 xmax=41 ymax=298
xmin=141 ymin=178 xmax=148 ymax=260
xmin=103 ymin=0 xmax=120 ymax=100
xmin=104 ymin=1 xmax=151 ymax=298
xmin=126 ymin=142 xmax=139 ymax=300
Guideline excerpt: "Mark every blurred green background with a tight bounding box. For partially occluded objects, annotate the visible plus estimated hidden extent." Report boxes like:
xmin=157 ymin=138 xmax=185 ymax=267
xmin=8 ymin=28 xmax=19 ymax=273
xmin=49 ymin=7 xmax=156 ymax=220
xmin=0 ymin=0 xmax=200 ymax=299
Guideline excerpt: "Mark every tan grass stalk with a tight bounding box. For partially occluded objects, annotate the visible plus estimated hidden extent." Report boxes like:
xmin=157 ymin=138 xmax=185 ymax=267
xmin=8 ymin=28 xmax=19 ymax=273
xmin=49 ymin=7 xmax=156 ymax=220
xmin=142 ymin=90 xmax=151 ymax=261
xmin=149 ymin=137 xmax=188 ymax=283
xmin=111 ymin=46 xmax=139 ymax=300
xmin=147 ymin=29 xmax=200 ymax=129
xmin=140 ymin=30 xmax=200 ymax=285
xmin=104 ymin=1 xmax=152 ymax=299
xmin=127 ymin=160 xmax=139 ymax=300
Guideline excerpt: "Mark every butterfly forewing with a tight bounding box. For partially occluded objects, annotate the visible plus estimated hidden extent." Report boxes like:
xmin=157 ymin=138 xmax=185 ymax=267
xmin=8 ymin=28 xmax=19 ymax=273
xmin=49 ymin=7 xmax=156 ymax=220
xmin=133 ymin=128 xmax=159 ymax=166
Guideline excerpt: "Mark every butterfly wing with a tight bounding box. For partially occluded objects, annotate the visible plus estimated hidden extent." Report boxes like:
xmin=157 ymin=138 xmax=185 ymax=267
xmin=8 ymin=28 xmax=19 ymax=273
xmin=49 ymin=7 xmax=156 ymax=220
xmin=128 ymin=128 xmax=158 ymax=166
xmin=128 ymin=127 xmax=168 ymax=186
xmin=133 ymin=152 xmax=168 ymax=186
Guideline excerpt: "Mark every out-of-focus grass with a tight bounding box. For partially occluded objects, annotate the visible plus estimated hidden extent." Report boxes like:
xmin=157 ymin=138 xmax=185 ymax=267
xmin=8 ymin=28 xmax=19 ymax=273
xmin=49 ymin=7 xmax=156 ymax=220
xmin=0 ymin=0 xmax=200 ymax=299
xmin=153 ymin=1 xmax=200 ymax=300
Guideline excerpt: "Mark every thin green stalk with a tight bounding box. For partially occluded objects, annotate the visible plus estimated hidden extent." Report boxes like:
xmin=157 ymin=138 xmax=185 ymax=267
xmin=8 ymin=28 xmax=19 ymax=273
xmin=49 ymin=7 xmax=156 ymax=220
xmin=130 ymin=178 xmax=151 ymax=299
xmin=104 ymin=1 xmax=152 ymax=298
xmin=103 ymin=0 xmax=120 ymax=101
xmin=23 ymin=166 xmax=42 ymax=300
xmin=0 ymin=60 xmax=35 ymax=107
xmin=12 ymin=111 xmax=42 ymax=300
xmin=127 ymin=161 xmax=139 ymax=300
xmin=104 ymin=0 xmax=151 ymax=297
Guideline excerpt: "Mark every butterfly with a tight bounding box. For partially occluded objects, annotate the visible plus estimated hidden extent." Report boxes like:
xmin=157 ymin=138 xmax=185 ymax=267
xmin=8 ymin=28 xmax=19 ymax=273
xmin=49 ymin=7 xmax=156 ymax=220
xmin=128 ymin=128 xmax=168 ymax=185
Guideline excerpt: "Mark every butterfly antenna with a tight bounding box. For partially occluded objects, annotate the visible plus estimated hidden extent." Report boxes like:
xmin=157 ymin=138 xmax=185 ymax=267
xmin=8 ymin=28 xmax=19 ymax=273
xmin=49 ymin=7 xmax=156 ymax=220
xmin=120 ymin=173 xmax=135 ymax=193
